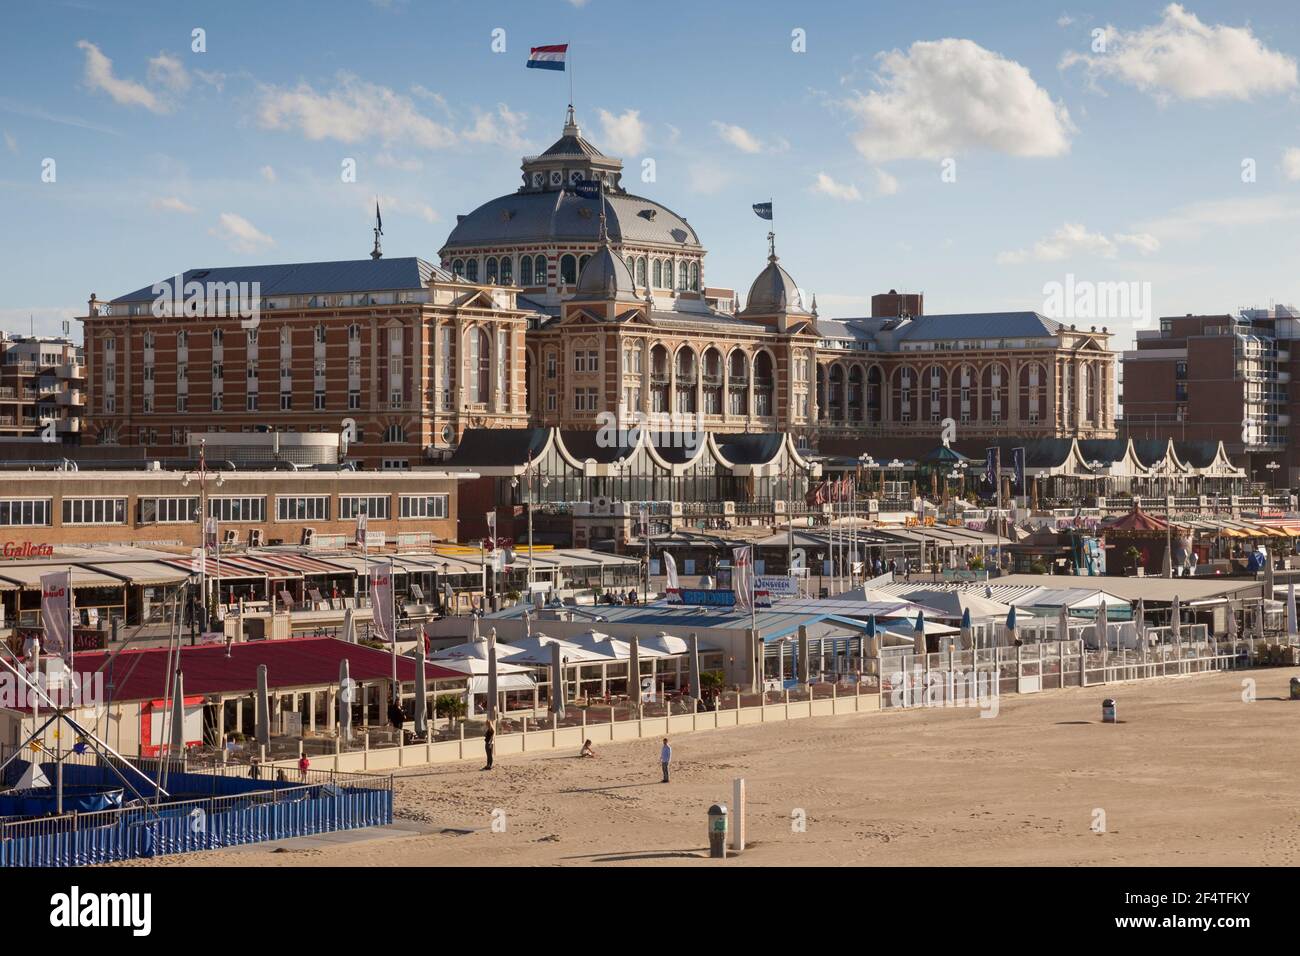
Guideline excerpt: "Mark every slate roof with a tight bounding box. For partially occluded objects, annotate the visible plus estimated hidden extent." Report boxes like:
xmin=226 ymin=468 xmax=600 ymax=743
xmin=112 ymin=257 xmax=448 ymax=303
xmin=446 ymin=428 xmax=551 ymax=467
xmin=442 ymin=190 xmax=701 ymax=250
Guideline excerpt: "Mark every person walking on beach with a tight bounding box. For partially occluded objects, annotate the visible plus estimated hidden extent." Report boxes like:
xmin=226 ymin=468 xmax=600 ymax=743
xmin=483 ymin=720 xmax=496 ymax=771
xmin=660 ymin=737 xmax=672 ymax=783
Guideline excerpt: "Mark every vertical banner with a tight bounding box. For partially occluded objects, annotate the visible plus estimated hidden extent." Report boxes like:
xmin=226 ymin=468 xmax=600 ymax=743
xmin=204 ymin=516 xmax=218 ymax=556
xmin=40 ymin=570 xmax=72 ymax=665
xmin=355 ymin=512 xmax=368 ymax=547
xmin=638 ymin=504 xmax=648 ymax=536
xmin=370 ymin=560 xmax=395 ymax=644
xmin=732 ymin=545 xmax=754 ymax=612
xmin=1011 ymin=447 xmax=1026 ymax=496
xmin=663 ymin=551 xmax=681 ymax=602
xmin=984 ymin=448 xmax=997 ymax=488
xmin=485 ymin=511 xmax=497 ymax=546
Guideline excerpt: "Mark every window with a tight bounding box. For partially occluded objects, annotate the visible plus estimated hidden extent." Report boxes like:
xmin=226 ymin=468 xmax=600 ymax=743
xmin=678 ymin=262 xmax=688 ymax=290
xmin=545 ymin=351 xmax=557 ymax=380
xmin=348 ymin=389 xmax=360 ymax=410
xmin=246 ymin=393 xmax=259 ymax=411
xmin=546 ymin=390 xmax=557 ymax=412
xmin=485 ymin=257 xmax=499 ymax=284
xmin=560 ymin=255 xmax=577 ymax=285
xmin=574 ymin=387 xmax=599 ymax=412
xmin=499 ymin=256 xmax=513 ymax=285
xmin=689 ymin=262 xmax=699 ymax=292
xmin=281 ymin=391 xmax=292 ymax=411
xmin=211 ymin=393 xmax=223 ymax=412
xmin=382 ymin=459 xmax=410 ymax=470
xmin=276 ymin=496 xmax=329 ymax=521
xmin=62 ymin=497 xmax=126 ymax=525
xmin=209 ymin=496 xmax=266 ymax=522
xmin=0 ymin=499 xmax=52 ymax=526
xmin=140 ymin=496 xmax=199 ymax=524
xmin=339 ymin=495 xmax=390 ymax=520
xmin=385 ymin=424 xmax=406 ymax=443
xmin=653 ymin=260 xmax=662 ymax=288
xmin=314 ymin=390 xmax=326 ymax=410
xmin=315 ymin=324 xmax=327 ymax=344
xmin=452 ymin=258 xmax=465 ymax=277
xmin=520 ymin=255 xmax=534 ymax=286
xmin=465 ymin=259 xmax=479 ymax=282
xmin=177 ymin=395 xmax=188 ymax=412
xmin=468 ymin=327 xmax=490 ymax=403
xmin=212 ymin=328 xmax=223 ymax=346
xmin=399 ymin=494 xmax=449 ymax=519
xmin=636 ymin=257 xmax=646 ymax=286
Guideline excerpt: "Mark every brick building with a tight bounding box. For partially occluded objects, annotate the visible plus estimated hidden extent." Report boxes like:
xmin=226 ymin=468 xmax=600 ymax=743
xmin=1121 ymin=307 xmax=1296 ymax=485
xmin=0 ymin=333 xmax=84 ymax=442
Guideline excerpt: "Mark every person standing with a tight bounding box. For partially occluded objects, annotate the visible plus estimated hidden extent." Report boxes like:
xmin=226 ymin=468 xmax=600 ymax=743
xmin=483 ymin=719 xmax=496 ymax=771
xmin=660 ymin=737 xmax=671 ymax=783
xmin=298 ymin=752 xmax=310 ymax=782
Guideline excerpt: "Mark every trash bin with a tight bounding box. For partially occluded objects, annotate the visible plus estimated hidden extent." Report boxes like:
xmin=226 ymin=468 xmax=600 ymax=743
xmin=1101 ymin=698 xmax=1116 ymax=723
xmin=707 ymin=803 xmax=728 ymax=859
xmin=1290 ymin=677 xmax=1300 ymax=701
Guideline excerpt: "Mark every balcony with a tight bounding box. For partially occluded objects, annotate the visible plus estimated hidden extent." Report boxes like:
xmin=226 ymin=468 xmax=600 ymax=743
xmin=56 ymin=390 xmax=84 ymax=406
xmin=56 ymin=362 xmax=85 ymax=379
xmin=56 ymin=417 xmax=80 ymax=433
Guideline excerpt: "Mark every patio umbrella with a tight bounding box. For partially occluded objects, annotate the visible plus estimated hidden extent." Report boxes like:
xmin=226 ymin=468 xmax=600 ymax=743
xmin=1264 ymin=553 xmax=1275 ymax=602
xmin=170 ymin=670 xmax=186 ymax=754
xmin=1095 ymin=597 xmax=1108 ymax=657
xmin=797 ymin=624 xmax=810 ymax=685
xmin=1005 ymin=604 xmax=1017 ymax=646
xmin=1171 ymin=595 xmax=1182 ymax=643
xmin=913 ymin=610 xmax=927 ymax=657
xmin=1057 ymin=604 xmax=1070 ymax=644
xmin=338 ymin=658 xmax=352 ymax=741
xmin=961 ymin=607 xmax=972 ymax=652
xmin=414 ymin=637 xmax=428 ymax=737
xmin=524 ymin=608 xmax=532 ymax=638
xmin=549 ymin=639 xmax=566 ymax=718
xmin=865 ymin=614 xmax=879 ymax=660
xmin=255 ymin=664 xmax=270 ymax=749
xmin=1226 ymin=600 xmax=1237 ymax=640
xmin=471 ymin=615 xmax=481 ymax=643
xmin=1134 ymin=597 xmax=1145 ymax=636
xmin=1287 ymin=581 xmax=1298 ymax=639
xmin=629 ymin=635 xmax=642 ymax=716
xmin=486 ymin=627 xmax=499 ymax=721
xmin=1254 ymin=599 xmax=1266 ymax=640
xmin=688 ymin=632 xmax=702 ymax=701
xmin=341 ymin=608 xmax=356 ymax=644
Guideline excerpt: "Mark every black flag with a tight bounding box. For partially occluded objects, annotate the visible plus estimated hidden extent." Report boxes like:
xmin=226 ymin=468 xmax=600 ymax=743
xmin=375 ymin=201 xmax=383 ymax=234
xmin=752 ymin=201 xmax=773 ymax=221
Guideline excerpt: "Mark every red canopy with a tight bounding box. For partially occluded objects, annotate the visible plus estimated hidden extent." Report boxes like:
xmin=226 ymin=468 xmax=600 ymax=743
xmin=1103 ymin=507 xmax=1169 ymax=533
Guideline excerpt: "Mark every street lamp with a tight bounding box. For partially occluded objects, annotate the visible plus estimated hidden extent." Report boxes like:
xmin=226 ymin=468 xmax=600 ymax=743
xmin=1089 ymin=459 xmax=1107 ymax=504
xmin=1267 ymin=460 xmax=1280 ymax=491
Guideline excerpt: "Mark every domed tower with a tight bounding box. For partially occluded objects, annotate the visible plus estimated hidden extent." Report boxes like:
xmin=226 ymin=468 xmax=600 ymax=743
xmin=739 ymin=234 xmax=817 ymax=334
xmin=439 ymin=107 xmax=707 ymax=313
xmin=565 ymin=197 xmax=643 ymax=318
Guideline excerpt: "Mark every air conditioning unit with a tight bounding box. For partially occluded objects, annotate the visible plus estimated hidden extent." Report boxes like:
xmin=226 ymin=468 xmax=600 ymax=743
xmin=722 ymin=501 xmax=735 ymax=516
xmin=222 ymin=529 xmax=238 ymax=546
xmin=773 ymin=500 xmax=786 ymax=515
xmin=301 ymin=528 xmax=315 ymax=546
xmin=248 ymin=529 xmax=264 ymax=547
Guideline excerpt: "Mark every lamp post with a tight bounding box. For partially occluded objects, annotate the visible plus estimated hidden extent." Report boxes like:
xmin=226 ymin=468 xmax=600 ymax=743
xmin=180 ymin=438 xmax=224 ymax=630
xmin=1267 ymin=460 xmax=1280 ymax=491
xmin=1089 ymin=459 xmax=1107 ymax=505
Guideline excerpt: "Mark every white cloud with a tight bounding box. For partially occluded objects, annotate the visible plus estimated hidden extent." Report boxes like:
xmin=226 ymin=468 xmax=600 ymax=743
xmin=151 ymin=196 xmax=197 ymax=214
xmin=997 ymin=222 xmax=1159 ymax=264
xmin=874 ymin=167 xmax=900 ymax=196
xmin=712 ymin=121 xmax=764 ymax=154
xmin=210 ymin=212 xmax=274 ymax=253
xmin=461 ymin=103 xmax=529 ymax=151
xmin=1138 ymin=195 xmax=1300 ymax=240
xmin=811 ymin=172 xmax=862 ymax=201
xmin=256 ymin=73 xmax=458 ymax=149
xmin=1284 ymin=147 xmax=1300 ymax=182
xmin=76 ymin=40 xmax=168 ymax=113
xmin=842 ymin=38 xmax=1073 ymax=161
xmin=147 ymin=52 xmax=190 ymax=94
xmin=596 ymin=108 xmax=647 ymax=155
xmin=1060 ymin=4 xmax=1298 ymax=102
xmin=1057 ymin=14 xmax=1075 ymax=28
xmin=259 ymin=165 xmax=277 ymax=182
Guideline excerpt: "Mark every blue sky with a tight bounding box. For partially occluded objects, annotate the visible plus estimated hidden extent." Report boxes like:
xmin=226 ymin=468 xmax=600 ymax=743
xmin=1 ymin=0 xmax=1298 ymax=351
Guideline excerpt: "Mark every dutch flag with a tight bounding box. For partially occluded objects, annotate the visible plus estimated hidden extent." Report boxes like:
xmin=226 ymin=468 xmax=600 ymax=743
xmin=527 ymin=44 xmax=568 ymax=71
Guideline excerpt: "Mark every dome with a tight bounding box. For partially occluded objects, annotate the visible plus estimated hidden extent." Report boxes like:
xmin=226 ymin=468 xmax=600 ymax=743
xmin=441 ymin=189 xmax=700 ymax=252
xmin=742 ymin=254 xmax=807 ymax=316
xmin=574 ymin=243 xmax=636 ymax=299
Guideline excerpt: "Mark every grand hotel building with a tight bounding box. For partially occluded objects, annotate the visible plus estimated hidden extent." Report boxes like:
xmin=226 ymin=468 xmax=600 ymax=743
xmin=79 ymin=108 xmax=1117 ymax=466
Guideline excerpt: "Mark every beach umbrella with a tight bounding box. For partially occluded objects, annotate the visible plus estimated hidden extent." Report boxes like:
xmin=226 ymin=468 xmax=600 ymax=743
xmin=1005 ymin=604 xmax=1017 ymax=646
xmin=342 ymin=608 xmax=356 ymax=643
xmin=1264 ymin=554 xmax=1275 ymax=602
xmin=170 ymin=670 xmax=187 ymax=754
xmin=688 ymin=632 xmax=702 ymax=701
xmin=549 ymin=639 xmax=566 ymax=718
xmin=338 ymin=658 xmax=352 ymax=741
xmin=414 ymin=637 xmax=428 ymax=737
xmin=797 ymin=624 xmax=810 ymax=685
xmin=254 ymin=664 xmax=270 ymax=749
xmin=865 ymin=614 xmax=880 ymax=661
xmin=960 ymin=607 xmax=973 ymax=652
xmin=912 ymin=610 xmax=927 ymax=657
xmin=628 ymin=635 xmax=642 ymax=716
xmin=486 ymin=627 xmax=499 ymax=721
xmin=1287 ymin=581 xmax=1298 ymax=639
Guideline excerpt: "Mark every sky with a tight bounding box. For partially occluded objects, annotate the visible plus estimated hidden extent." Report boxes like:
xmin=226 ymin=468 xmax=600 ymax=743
xmin=1 ymin=0 xmax=1298 ymax=353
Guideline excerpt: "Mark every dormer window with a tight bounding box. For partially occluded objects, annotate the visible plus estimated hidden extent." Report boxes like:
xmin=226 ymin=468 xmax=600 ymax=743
xmin=569 ymin=170 xmax=583 ymax=184
xmin=549 ymin=171 xmax=563 ymax=186
xmin=532 ymin=172 xmax=544 ymax=187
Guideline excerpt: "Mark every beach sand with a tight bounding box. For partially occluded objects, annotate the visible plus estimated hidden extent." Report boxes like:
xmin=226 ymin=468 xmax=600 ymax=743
xmin=129 ymin=667 xmax=1300 ymax=866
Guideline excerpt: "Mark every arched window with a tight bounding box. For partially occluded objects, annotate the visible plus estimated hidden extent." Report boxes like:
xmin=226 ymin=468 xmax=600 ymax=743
xmin=702 ymin=347 xmax=723 ymax=415
xmin=678 ymin=262 xmax=688 ymax=290
xmin=468 ymin=327 xmax=491 ymax=404
xmin=650 ymin=344 xmax=670 ymax=413
xmin=520 ymin=255 xmax=533 ymax=286
xmin=385 ymin=424 xmax=405 ymax=443
xmin=753 ymin=351 xmax=775 ymax=417
xmin=499 ymin=256 xmax=513 ymax=285
xmin=727 ymin=351 xmax=748 ymax=416
xmin=662 ymin=260 xmax=673 ymax=289
xmin=579 ymin=254 xmax=590 ymax=272
xmin=560 ymin=255 xmax=577 ymax=285
xmin=636 ymin=257 xmax=647 ymax=286
xmin=485 ymin=257 xmax=498 ymax=283
xmin=626 ymin=256 xmax=635 ymax=275
xmin=465 ymin=258 xmax=479 ymax=282
xmin=653 ymin=259 xmax=662 ymax=288
xmin=689 ymin=262 xmax=699 ymax=292
xmin=452 ymin=259 xmax=465 ymax=277
xmin=674 ymin=347 xmax=697 ymax=414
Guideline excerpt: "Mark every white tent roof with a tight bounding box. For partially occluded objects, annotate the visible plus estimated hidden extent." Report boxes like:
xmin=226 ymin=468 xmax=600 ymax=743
xmin=898 ymin=589 xmax=1014 ymax=621
xmin=566 ymin=629 xmax=669 ymax=660
xmin=638 ymin=632 xmax=720 ymax=656
xmin=496 ymin=634 xmax=604 ymax=665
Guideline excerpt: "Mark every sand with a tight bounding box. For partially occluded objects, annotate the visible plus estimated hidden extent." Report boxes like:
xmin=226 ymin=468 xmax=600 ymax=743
xmin=130 ymin=667 xmax=1300 ymax=866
